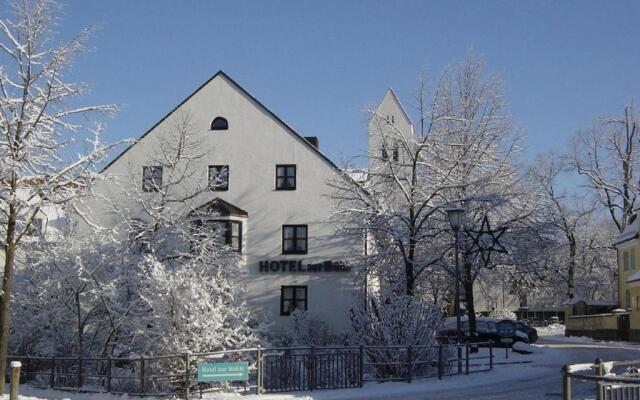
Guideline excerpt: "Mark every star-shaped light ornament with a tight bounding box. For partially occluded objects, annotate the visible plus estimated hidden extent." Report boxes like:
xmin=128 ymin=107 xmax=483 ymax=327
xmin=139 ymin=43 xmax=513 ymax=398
xmin=465 ymin=215 xmax=508 ymax=268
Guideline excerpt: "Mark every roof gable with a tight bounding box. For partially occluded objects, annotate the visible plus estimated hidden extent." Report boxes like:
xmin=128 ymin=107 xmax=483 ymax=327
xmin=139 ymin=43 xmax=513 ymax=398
xmin=100 ymin=70 xmax=343 ymax=174
xmin=375 ymin=88 xmax=413 ymax=126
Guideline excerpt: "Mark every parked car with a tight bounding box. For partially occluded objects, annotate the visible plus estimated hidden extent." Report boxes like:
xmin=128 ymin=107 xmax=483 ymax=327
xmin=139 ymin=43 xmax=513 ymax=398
xmin=438 ymin=317 xmax=534 ymax=347
xmin=438 ymin=317 xmax=501 ymax=345
xmin=515 ymin=321 xmax=538 ymax=343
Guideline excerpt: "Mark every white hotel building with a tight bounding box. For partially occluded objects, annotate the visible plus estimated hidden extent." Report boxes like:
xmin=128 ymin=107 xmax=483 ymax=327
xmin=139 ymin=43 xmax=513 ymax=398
xmin=80 ymin=71 xmax=414 ymax=331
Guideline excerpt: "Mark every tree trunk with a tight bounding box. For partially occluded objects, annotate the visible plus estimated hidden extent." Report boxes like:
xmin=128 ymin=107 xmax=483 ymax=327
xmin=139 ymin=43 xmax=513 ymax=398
xmin=76 ymin=292 xmax=84 ymax=358
xmin=567 ymin=237 xmax=577 ymax=299
xmin=0 ymin=205 xmax=17 ymax=392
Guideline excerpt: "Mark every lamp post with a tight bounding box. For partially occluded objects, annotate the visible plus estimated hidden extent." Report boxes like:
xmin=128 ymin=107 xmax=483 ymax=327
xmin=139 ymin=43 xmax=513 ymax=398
xmin=445 ymin=207 xmax=465 ymax=373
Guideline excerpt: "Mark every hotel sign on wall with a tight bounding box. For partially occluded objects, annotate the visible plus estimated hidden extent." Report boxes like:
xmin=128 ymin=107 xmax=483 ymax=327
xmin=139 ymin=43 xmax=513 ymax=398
xmin=259 ymin=260 xmax=351 ymax=273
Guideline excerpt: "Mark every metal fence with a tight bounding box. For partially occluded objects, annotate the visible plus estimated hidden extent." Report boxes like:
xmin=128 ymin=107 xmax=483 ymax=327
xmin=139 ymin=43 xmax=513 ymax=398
xmin=562 ymin=359 xmax=640 ymax=400
xmin=9 ymin=341 xmax=494 ymax=397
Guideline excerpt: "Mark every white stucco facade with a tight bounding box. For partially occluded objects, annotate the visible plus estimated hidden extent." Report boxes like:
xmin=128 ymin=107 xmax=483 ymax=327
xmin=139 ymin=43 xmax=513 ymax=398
xmin=82 ymin=71 xmax=363 ymax=332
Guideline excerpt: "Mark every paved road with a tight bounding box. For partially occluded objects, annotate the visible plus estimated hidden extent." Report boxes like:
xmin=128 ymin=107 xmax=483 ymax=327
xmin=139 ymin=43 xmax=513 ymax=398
xmin=422 ymin=336 xmax=640 ymax=400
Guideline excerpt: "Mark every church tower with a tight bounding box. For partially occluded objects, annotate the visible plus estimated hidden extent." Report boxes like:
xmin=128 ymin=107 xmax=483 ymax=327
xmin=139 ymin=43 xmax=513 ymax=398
xmin=367 ymin=89 xmax=414 ymax=174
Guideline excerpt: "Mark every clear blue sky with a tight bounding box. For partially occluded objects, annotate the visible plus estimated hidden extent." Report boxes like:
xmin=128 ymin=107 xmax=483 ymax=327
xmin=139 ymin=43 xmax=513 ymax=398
xmin=57 ymin=0 xmax=639 ymax=165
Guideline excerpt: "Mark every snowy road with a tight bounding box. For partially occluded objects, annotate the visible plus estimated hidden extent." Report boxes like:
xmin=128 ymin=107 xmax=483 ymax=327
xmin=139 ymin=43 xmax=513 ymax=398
xmin=421 ymin=336 xmax=640 ymax=400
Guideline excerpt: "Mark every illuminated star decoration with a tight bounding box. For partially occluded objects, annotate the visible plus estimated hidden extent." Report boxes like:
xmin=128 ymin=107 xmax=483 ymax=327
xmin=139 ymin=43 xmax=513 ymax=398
xmin=465 ymin=215 xmax=508 ymax=268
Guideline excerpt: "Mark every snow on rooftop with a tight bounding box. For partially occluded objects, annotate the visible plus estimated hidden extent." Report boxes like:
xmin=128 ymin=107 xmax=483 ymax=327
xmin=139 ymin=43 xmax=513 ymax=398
xmin=627 ymin=271 xmax=640 ymax=283
xmin=614 ymin=216 xmax=639 ymax=246
xmin=344 ymin=168 xmax=368 ymax=183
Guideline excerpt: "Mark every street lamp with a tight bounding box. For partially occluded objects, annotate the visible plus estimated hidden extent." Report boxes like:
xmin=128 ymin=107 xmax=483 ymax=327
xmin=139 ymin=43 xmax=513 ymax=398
xmin=445 ymin=206 xmax=465 ymax=373
xmin=445 ymin=207 xmax=465 ymax=232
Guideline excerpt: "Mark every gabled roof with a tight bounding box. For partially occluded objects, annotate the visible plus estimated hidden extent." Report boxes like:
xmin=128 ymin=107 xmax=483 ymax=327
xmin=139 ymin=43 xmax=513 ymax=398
xmin=100 ymin=70 xmax=343 ymax=174
xmin=375 ymin=88 xmax=413 ymax=126
xmin=187 ymin=198 xmax=248 ymax=218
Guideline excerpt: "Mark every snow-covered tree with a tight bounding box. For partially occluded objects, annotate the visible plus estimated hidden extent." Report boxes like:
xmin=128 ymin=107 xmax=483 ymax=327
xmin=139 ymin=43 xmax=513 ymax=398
xmin=572 ymin=103 xmax=639 ymax=233
xmin=97 ymin=111 xmax=258 ymax=357
xmin=531 ymin=153 xmax=617 ymax=301
xmin=0 ymin=0 xmax=118 ymax=385
xmin=350 ymin=291 xmax=442 ymax=378
xmin=332 ymin=54 xmax=536 ymax=335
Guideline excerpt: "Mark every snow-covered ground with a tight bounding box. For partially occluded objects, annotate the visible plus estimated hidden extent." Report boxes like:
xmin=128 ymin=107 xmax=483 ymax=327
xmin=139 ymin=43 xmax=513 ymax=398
xmin=2 ymin=345 xmax=567 ymax=400
xmin=8 ymin=337 xmax=640 ymax=400
xmin=536 ymin=323 xmax=566 ymax=336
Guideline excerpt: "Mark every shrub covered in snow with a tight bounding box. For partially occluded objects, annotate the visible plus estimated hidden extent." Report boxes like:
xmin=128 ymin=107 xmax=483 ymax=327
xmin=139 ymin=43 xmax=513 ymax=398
xmin=351 ymin=292 xmax=444 ymax=379
xmin=270 ymin=310 xmax=346 ymax=347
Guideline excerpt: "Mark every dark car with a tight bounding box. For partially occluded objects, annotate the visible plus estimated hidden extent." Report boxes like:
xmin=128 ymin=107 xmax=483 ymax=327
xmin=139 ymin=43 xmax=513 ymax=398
xmin=516 ymin=321 xmax=538 ymax=343
xmin=438 ymin=317 xmax=501 ymax=345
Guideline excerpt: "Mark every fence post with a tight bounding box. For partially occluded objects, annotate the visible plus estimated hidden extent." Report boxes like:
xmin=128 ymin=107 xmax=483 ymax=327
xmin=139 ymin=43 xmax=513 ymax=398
xmin=50 ymin=357 xmax=55 ymax=388
xmin=139 ymin=356 xmax=145 ymax=397
xmin=457 ymin=343 xmax=462 ymax=374
xmin=438 ymin=345 xmax=443 ymax=380
xmin=358 ymin=345 xmax=364 ymax=388
xmin=256 ymin=346 xmax=262 ymax=394
xmin=489 ymin=341 xmax=493 ymax=370
xmin=595 ymin=358 xmax=603 ymax=400
xmin=407 ymin=345 xmax=413 ymax=383
xmin=77 ymin=356 xmax=83 ymax=390
xmin=106 ymin=356 xmax=112 ymax=393
xmin=309 ymin=346 xmax=315 ymax=391
xmin=562 ymin=365 xmax=572 ymax=400
xmin=184 ymin=353 xmax=190 ymax=399
xmin=465 ymin=342 xmax=469 ymax=375
xmin=10 ymin=361 xmax=21 ymax=400
xmin=24 ymin=355 xmax=29 ymax=382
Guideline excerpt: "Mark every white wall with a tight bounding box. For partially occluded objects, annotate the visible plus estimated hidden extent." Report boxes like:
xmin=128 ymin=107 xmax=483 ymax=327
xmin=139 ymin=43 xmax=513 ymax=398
xmin=82 ymin=72 xmax=362 ymax=332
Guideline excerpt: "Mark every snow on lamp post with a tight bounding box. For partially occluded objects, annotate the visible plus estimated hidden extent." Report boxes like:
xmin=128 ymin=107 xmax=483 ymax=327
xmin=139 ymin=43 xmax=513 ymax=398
xmin=445 ymin=206 xmax=465 ymax=372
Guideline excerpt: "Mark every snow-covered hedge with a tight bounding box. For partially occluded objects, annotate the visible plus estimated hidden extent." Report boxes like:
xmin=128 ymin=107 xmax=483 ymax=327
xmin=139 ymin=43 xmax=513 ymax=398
xmin=351 ymin=293 xmax=445 ymax=379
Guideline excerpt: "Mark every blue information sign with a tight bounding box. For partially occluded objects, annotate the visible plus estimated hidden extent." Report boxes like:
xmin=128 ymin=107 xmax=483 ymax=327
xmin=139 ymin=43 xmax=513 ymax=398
xmin=197 ymin=362 xmax=249 ymax=382
xmin=496 ymin=320 xmax=516 ymax=338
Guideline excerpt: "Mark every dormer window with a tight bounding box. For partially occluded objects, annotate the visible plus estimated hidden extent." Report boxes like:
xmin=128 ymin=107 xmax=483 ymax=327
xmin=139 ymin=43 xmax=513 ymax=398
xmin=211 ymin=117 xmax=228 ymax=130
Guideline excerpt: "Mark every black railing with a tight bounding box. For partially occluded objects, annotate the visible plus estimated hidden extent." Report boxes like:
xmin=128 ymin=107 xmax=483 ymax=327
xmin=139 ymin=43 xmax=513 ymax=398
xmin=9 ymin=341 xmax=494 ymax=398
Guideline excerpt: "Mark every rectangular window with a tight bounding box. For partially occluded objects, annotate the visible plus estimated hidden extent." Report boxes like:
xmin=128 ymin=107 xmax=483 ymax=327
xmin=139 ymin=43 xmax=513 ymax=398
xmin=142 ymin=166 xmax=163 ymax=192
xmin=276 ymin=165 xmax=296 ymax=190
xmin=381 ymin=148 xmax=388 ymax=160
xmin=208 ymin=165 xmax=229 ymax=191
xmin=280 ymin=285 xmax=307 ymax=316
xmin=193 ymin=219 xmax=242 ymax=253
xmin=282 ymin=225 xmax=308 ymax=254
xmin=632 ymin=249 xmax=636 ymax=270
xmin=624 ymin=250 xmax=630 ymax=271
xmin=392 ymin=146 xmax=399 ymax=162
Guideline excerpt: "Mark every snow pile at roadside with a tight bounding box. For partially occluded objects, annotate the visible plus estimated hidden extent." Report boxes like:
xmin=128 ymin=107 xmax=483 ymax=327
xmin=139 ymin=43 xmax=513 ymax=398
xmin=512 ymin=342 xmax=538 ymax=354
xmin=536 ymin=323 xmax=565 ymax=336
